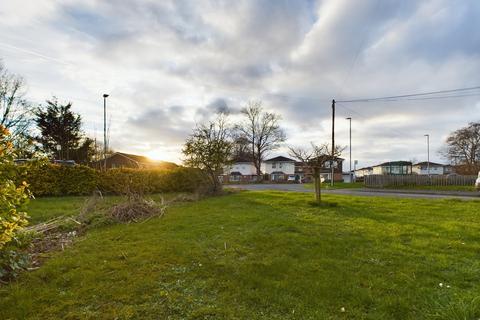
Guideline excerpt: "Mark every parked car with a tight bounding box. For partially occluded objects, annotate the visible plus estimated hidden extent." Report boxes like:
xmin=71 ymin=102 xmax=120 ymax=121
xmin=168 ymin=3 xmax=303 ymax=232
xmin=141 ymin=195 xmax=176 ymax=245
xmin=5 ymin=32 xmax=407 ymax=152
xmin=476 ymin=171 xmax=480 ymax=191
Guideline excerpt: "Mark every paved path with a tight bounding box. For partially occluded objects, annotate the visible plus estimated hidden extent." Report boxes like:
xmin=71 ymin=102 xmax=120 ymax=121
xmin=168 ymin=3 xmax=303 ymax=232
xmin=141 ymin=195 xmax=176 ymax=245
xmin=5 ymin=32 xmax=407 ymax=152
xmin=226 ymin=184 xmax=480 ymax=200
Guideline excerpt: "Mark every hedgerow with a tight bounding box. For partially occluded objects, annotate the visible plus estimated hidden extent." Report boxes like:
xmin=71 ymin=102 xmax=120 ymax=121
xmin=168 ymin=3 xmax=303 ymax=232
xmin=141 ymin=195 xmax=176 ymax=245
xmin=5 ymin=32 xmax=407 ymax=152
xmin=18 ymin=163 xmax=209 ymax=197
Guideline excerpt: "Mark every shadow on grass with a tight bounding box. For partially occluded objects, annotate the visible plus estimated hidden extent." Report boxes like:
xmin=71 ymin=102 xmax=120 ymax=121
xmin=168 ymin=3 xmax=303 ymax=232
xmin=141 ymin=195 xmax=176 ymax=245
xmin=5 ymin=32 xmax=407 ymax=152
xmin=307 ymin=200 xmax=339 ymax=208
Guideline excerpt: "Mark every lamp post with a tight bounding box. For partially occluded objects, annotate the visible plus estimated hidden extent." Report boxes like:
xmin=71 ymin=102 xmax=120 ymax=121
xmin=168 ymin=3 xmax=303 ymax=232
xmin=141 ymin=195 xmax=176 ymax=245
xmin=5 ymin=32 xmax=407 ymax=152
xmin=354 ymin=160 xmax=358 ymax=182
xmin=56 ymin=144 xmax=61 ymax=161
xmin=103 ymin=94 xmax=109 ymax=171
xmin=424 ymin=134 xmax=430 ymax=175
xmin=346 ymin=117 xmax=352 ymax=183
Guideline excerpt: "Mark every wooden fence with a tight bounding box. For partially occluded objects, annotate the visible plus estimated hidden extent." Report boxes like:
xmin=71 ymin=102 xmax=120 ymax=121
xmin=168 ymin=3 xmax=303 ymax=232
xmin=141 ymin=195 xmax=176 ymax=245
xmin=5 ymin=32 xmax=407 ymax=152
xmin=364 ymin=174 xmax=477 ymax=188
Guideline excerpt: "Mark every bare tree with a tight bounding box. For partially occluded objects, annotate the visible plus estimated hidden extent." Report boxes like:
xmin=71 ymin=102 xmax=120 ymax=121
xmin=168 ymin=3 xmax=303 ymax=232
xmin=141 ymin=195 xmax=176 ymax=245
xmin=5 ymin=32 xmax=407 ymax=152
xmin=289 ymin=143 xmax=343 ymax=203
xmin=0 ymin=62 xmax=32 ymax=139
xmin=231 ymin=135 xmax=251 ymax=161
xmin=183 ymin=113 xmax=233 ymax=193
xmin=442 ymin=122 xmax=480 ymax=173
xmin=236 ymin=101 xmax=286 ymax=179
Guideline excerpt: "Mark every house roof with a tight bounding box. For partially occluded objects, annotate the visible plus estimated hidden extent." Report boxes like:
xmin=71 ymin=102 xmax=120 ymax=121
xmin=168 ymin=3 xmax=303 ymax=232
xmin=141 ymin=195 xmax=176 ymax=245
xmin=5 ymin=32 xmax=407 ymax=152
xmin=98 ymin=152 xmax=178 ymax=168
xmin=413 ymin=161 xmax=445 ymax=167
xmin=356 ymin=166 xmax=373 ymax=171
xmin=113 ymin=152 xmax=151 ymax=164
xmin=313 ymin=156 xmax=344 ymax=161
xmin=265 ymin=156 xmax=296 ymax=162
xmin=230 ymin=155 xmax=254 ymax=163
xmin=374 ymin=161 xmax=412 ymax=167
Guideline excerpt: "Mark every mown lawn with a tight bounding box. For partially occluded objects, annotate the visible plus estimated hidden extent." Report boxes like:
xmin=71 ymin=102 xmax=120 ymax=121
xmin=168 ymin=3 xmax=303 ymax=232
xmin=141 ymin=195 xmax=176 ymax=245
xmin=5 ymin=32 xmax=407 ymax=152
xmin=26 ymin=196 xmax=88 ymax=224
xmin=303 ymin=182 xmax=477 ymax=192
xmin=2 ymin=191 xmax=480 ymax=319
xmin=304 ymin=182 xmax=365 ymax=190
xmin=384 ymin=185 xmax=477 ymax=192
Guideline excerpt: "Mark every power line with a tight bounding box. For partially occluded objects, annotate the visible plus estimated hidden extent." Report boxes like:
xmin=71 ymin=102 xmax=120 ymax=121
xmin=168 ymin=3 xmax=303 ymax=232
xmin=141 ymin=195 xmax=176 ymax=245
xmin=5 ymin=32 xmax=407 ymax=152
xmin=335 ymin=102 xmax=407 ymax=138
xmin=337 ymin=85 xmax=480 ymax=103
xmin=385 ymin=92 xmax=480 ymax=102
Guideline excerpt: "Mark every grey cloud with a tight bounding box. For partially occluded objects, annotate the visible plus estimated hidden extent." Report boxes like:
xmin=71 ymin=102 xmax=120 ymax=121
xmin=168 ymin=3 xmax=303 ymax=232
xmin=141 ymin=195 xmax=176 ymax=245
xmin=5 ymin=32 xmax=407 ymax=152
xmin=1 ymin=0 xmax=479 ymax=165
xmin=126 ymin=106 xmax=191 ymax=143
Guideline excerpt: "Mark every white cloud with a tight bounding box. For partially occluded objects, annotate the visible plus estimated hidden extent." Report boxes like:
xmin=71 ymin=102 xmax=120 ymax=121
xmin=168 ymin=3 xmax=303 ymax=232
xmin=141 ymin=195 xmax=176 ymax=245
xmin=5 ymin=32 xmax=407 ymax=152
xmin=0 ymin=0 xmax=478 ymax=165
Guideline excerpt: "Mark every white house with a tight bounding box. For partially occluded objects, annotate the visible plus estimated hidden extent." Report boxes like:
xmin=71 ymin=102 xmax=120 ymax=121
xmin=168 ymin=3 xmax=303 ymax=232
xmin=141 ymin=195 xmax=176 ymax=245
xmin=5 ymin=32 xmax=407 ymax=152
xmin=262 ymin=156 xmax=295 ymax=181
xmin=223 ymin=161 xmax=257 ymax=182
xmin=354 ymin=166 xmax=373 ymax=178
xmin=372 ymin=161 xmax=413 ymax=175
xmin=412 ymin=162 xmax=447 ymax=175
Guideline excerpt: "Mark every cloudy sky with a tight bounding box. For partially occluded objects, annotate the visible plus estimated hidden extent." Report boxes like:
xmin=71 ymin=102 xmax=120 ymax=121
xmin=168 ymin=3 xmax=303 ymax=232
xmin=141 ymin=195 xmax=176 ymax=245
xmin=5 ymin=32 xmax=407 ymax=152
xmin=0 ymin=0 xmax=479 ymax=168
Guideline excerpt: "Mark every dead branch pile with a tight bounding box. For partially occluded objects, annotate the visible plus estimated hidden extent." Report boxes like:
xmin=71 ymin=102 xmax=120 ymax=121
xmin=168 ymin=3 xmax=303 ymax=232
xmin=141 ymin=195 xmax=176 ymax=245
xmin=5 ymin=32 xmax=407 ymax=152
xmin=78 ymin=189 xmax=103 ymax=221
xmin=25 ymin=216 xmax=81 ymax=234
xmin=28 ymin=230 xmax=78 ymax=269
xmin=109 ymin=194 xmax=167 ymax=223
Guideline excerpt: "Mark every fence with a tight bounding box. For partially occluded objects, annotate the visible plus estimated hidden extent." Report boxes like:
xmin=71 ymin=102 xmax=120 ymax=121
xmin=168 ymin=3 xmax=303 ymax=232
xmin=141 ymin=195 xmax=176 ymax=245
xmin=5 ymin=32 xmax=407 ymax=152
xmin=364 ymin=174 xmax=477 ymax=188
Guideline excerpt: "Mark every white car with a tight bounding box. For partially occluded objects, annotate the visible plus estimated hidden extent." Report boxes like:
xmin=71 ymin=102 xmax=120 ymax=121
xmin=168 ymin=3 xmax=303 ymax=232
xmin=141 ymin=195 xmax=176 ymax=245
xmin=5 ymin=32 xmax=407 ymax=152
xmin=476 ymin=171 xmax=480 ymax=191
xmin=287 ymin=175 xmax=296 ymax=182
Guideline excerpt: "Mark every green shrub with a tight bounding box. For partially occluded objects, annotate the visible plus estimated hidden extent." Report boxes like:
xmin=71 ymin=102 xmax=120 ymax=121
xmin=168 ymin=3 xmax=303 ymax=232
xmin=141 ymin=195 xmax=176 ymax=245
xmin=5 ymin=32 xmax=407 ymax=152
xmin=0 ymin=126 xmax=30 ymax=250
xmin=98 ymin=167 xmax=208 ymax=195
xmin=20 ymin=163 xmax=209 ymax=197
xmin=20 ymin=162 xmax=97 ymax=196
xmin=0 ymin=232 xmax=33 ymax=281
xmin=0 ymin=126 xmax=31 ymax=281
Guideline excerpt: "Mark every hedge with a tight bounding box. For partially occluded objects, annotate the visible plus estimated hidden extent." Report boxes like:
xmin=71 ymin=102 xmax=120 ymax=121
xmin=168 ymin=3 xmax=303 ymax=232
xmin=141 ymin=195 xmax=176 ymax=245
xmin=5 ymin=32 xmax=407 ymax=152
xmin=17 ymin=163 xmax=209 ymax=197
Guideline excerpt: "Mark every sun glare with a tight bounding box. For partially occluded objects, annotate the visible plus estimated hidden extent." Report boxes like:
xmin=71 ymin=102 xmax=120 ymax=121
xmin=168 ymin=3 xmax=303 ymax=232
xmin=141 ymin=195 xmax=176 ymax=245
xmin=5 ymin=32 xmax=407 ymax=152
xmin=146 ymin=150 xmax=164 ymax=161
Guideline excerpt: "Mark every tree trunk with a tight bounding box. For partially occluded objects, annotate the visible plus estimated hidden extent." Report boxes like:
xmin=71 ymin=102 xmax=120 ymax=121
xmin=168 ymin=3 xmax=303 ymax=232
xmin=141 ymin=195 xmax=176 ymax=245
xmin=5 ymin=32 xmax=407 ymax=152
xmin=254 ymin=156 xmax=262 ymax=181
xmin=314 ymin=168 xmax=321 ymax=203
xmin=208 ymin=170 xmax=221 ymax=194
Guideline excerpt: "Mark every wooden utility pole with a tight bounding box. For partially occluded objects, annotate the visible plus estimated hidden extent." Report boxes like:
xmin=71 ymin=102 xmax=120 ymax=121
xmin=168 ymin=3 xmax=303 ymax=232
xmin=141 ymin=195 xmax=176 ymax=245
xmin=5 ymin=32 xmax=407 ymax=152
xmin=331 ymin=99 xmax=335 ymax=187
xmin=103 ymin=94 xmax=109 ymax=171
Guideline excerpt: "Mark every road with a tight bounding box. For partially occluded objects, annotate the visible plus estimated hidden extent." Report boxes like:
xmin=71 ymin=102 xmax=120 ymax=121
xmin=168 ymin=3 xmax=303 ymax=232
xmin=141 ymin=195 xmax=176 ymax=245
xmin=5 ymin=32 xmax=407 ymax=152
xmin=226 ymin=184 xmax=480 ymax=200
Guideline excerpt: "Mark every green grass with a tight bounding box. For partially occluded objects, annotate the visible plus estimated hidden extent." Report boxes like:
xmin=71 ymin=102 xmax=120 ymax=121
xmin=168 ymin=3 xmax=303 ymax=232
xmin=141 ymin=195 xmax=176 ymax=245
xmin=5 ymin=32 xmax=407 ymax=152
xmin=2 ymin=191 xmax=480 ymax=319
xmin=304 ymin=181 xmax=365 ymax=190
xmin=303 ymin=182 xmax=477 ymax=192
xmin=382 ymin=185 xmax=477 ymax=192
xmin=26 ymin=196 xmax=88 ymax=224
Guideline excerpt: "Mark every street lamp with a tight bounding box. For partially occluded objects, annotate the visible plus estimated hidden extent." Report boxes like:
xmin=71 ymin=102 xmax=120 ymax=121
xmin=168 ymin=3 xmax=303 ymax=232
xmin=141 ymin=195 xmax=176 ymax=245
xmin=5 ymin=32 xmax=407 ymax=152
xmin=346 ymin=117 xmax=352 ymax=183
xmin=103 ymin=94 xmax=109 ymax=171
xmin=424 ymin=134 xmax=430 ymax=175
xmin=354 ymin=160 xmax=358 ymax=182
xmin=56 ymin=144 xmax=61 ymax=161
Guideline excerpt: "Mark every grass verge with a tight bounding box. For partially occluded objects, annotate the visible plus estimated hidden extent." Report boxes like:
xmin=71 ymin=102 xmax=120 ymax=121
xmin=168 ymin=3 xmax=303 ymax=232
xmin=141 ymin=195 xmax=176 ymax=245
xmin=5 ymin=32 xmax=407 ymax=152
xmin=2 ymin=191 xmax=480 ymax=319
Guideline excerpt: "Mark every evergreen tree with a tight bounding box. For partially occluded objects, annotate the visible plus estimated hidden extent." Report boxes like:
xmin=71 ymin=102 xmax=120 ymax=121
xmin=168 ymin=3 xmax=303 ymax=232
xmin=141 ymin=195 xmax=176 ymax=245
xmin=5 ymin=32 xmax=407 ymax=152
xmin=35 ymin=97 xmax=82 ymax=160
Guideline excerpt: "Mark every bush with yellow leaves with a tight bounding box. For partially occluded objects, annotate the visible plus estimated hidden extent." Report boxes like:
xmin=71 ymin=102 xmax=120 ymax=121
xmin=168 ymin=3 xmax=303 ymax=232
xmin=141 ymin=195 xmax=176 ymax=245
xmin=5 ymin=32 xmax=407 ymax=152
xmin=0 ymin=126 xmax=30 ymax=280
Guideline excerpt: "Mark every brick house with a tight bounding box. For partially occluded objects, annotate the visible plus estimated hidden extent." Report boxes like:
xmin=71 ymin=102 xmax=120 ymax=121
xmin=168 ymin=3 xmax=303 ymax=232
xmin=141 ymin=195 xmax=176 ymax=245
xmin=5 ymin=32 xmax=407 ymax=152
xmin=295 ymin=157 xmax=344 ymax=182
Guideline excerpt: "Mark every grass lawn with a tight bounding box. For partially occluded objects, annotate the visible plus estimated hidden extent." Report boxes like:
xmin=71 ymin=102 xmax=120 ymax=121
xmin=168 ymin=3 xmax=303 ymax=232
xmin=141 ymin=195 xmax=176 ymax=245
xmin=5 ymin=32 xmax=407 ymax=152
xmin=26 ymin=196 xmax=88 ymax=224
xmin=304 ymin=181 xmax=365 ymax=190
xmin=2 ymin=191 xmax=480 ymax=319
xmin=383 ymin=185 xmax=477 ymax=192
xmin=303 ymin=182 xmax=477 ymax=193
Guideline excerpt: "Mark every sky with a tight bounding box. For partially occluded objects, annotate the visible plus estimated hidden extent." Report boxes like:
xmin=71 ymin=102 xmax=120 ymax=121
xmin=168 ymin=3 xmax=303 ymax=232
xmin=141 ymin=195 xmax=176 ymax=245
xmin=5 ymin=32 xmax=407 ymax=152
xmin=0 ymin=0 xmax=479 ymax=168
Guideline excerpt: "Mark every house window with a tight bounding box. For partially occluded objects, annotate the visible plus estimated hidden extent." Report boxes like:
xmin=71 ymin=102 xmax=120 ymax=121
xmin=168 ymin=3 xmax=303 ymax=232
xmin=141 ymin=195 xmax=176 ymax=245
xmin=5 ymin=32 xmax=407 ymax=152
xmin=272 ymin=163 xmax=276 ymax=169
